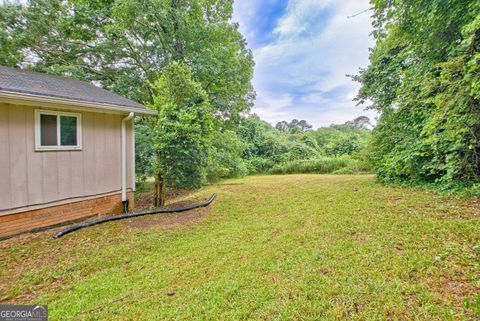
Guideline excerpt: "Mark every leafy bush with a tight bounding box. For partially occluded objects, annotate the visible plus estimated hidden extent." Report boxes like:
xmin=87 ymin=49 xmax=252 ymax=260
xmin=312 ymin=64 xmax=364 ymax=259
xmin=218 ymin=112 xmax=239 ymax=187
xmin=283 ymin=142 xmax=319 ymax=162
xmin=245 ymin=157 xmax=276 ymax=174
xmin=207 ymin=130 xmax=248 ymax=182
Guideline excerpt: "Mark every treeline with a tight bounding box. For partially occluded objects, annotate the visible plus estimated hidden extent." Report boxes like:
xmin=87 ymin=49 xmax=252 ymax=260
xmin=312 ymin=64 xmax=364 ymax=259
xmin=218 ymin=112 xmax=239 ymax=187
xmin=236 ymin=116 xmax=372 ymax=175
xmin=354 ymin=0 xmax=480 ymax=194
xmin=136 ymin=115 xmax=373 ymax=186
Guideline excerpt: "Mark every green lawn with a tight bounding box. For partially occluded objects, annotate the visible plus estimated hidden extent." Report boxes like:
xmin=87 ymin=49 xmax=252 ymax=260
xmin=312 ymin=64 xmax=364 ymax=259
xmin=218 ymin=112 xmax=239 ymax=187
xmin=1 ymin=175 xmax=479 ymax=320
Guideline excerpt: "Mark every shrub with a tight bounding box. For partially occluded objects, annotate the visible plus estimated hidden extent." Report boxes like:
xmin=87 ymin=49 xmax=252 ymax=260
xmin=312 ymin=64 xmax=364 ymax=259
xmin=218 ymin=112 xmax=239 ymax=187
xmin=207 ymin=130 xmax=248 ymax=182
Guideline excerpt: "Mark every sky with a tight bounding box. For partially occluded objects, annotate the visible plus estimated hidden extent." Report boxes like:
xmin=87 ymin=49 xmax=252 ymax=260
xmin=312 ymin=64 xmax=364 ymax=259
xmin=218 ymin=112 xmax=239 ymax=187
xmin=232 ymin=0 xmax=378 ymax=128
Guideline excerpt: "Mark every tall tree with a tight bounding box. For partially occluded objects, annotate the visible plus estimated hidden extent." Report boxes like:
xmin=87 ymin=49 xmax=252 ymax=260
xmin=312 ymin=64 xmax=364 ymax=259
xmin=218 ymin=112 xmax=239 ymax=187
xmin=275 ymin=121 xmax=290 ymax=132
xmin=275 ymin=119 xmax=312 ymax=132
xmin=150 ymin=62 xmax=213 ymax=205
xmin=345 ymin=116 xmax=371 ymax=130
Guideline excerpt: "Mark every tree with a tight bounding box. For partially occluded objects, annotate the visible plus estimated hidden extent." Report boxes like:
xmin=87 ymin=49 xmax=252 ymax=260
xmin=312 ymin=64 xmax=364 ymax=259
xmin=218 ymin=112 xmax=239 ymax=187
xmin=275 ymin=121 xmax=290 ymax=132
xmin=326 ymin=135 xmax=361 ymax=157
xmin=275 ymin=119 xmax=312 ymax=132
xmin=237 ymin=115 xmax=290 ymax=172
xmin=150 ymin=62 xmax=214 ymax=206
xmin=346 ymin=116 xmax=371 ymax=130
xmin=296 ymin=120 xmax=313 ymax=132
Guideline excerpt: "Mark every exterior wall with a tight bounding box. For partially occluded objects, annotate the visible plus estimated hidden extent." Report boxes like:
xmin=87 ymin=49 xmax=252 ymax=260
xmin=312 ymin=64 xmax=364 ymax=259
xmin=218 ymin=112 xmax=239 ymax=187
xmin=0 ymin=102 xmax=134 ymax=219
xmin=0 ymin=192 xmax=134 ymax=239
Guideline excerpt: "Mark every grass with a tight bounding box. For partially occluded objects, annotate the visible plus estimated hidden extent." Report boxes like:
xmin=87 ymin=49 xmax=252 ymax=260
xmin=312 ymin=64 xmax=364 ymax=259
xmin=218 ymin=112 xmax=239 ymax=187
xmin=1 ymin=175 xmax=479 ymax=320
xmin=269 ymin=157 xmax=370 ymax=175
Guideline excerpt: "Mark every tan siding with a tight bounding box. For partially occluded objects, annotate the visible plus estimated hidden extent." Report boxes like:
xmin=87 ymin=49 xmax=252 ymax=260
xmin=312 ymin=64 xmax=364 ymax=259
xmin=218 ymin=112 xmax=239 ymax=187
xmin=126 ymin=119 xmax=133 ymax=190
xmin=105 ymin=115 xmax=118 ymax=191
xmin=25 ymin=107 xmax=44 ymax=204
xmin=0 ymin=106 xmax=12 ymax=209
xmin=94 ymin=113 xmax=106 ymax=194
xmin=112 ymin=115 xmax=122 ymax=191
xmin=70 ymin=151 xmax=84 ymax=197
xmin=8 ymin=105 xmax=28 ymax=207
xmin=82 ymin=112 xmax=96 ymax=195
xmin=42 ymin=152 xmax=58 ymax=202
xmin=0 ymin=103 xmax=131 ymax=213
xmin=57 ymin=152 xmax=72 ymax=200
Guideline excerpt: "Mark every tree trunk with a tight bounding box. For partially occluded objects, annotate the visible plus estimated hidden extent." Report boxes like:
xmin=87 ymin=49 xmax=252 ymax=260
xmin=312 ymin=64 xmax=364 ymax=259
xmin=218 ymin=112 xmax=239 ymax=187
xmin=154 ymin=171 xmax=166 ymax=207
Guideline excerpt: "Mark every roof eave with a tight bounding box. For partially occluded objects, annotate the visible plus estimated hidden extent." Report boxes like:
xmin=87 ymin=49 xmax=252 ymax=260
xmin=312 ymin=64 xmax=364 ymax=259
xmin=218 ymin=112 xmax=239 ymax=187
xmin=0 ymin=90 xmax=157 ymax=115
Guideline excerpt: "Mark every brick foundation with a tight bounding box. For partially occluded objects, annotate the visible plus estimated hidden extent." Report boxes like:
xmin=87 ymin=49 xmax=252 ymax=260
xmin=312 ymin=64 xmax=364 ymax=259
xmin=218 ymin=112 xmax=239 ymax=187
xmin=0 ymin=192 xmax=134 ymax=239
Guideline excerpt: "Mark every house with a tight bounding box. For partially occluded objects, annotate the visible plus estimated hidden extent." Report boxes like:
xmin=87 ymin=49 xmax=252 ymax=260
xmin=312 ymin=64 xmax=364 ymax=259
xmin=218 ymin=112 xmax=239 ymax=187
xmin=0 ymin=66 xmax=156 ymax=238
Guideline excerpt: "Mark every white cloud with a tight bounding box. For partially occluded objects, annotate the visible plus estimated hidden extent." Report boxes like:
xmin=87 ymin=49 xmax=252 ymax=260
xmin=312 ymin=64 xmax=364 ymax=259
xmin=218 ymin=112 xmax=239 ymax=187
xmin=231 ymin=0 xmax=260 ymax=46
xmin=233 ymin=0 xmax=377 ymax=128
xmin=253 ymin=91 xmax=295 ymax=124
xmin=274 ymin=0 xmax=333 ymax=37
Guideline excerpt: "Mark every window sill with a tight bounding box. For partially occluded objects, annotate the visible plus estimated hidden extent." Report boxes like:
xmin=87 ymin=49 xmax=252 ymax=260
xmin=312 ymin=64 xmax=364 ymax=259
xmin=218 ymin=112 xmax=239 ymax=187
xmin=35 ymin=146 xmax=82 ymax=152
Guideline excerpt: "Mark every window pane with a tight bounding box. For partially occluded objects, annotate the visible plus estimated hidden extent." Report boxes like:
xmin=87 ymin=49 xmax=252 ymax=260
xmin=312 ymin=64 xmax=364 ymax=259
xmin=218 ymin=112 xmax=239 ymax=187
xmin=40 ymin=114 xmax=57 ymax=146
xmin=60 ymin=116 xmax=77 ymax=146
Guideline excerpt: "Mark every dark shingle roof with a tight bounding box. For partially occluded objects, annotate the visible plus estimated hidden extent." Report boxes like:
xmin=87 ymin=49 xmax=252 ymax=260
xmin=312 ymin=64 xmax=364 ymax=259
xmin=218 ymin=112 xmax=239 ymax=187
xmin=0 ymin=66 xmax=150 ymax=112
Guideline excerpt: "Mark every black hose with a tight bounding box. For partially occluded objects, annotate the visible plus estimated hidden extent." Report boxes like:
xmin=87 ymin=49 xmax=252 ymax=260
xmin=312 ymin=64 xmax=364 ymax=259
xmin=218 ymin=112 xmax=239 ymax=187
xmin=53 ymin=193 xmax=216 ymax=239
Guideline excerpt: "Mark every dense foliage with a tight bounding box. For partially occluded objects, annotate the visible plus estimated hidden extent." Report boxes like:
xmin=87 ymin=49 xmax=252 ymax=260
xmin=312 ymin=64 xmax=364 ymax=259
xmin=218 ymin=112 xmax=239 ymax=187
xmin=354 ymin=0 xmax=480 ymax=194
xmin=232 ymin=115 xmax=371 ymax=175
xmin=136 ymin=114 xmax=372 ymax=184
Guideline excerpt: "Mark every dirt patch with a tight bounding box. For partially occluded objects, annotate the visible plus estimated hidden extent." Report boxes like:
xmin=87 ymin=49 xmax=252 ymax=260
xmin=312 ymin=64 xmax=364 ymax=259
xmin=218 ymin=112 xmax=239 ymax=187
xmin=460 ymin=197 xmax=480 ymax=219
xmin=135 ymin=188 xmax=195 ymax=211
xmin=423 ymin=256 xmax=480 ymax=317
xmin=0 ymin=196 xmax=212 ymax=304
xmin=438 ymin=277 xmax=473 ymax=301
xmin=217 ymin=182 xmax=245 ymax=186
xmin=426 ymin=274 xmax=478 ymax=317
xmin=124 ymin=207 xmax=209 ymax=229
xmin=394 ymin=244 xmax=404 ymax=255
xmin=124 ymin=197 xmax=212 ymax=229
xmin=434 ymin=197 xmax=480 ymax=220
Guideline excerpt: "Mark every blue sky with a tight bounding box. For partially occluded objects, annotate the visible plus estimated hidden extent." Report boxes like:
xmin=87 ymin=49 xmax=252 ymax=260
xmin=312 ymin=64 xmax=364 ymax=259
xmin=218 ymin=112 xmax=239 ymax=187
xmin=232 ymin=0 xmax=378 ymax=128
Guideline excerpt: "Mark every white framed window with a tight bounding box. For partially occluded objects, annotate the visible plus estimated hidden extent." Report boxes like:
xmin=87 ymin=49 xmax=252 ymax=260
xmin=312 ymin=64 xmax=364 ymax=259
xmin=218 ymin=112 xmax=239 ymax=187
xmin=35 ymin=109 xmax=82 ymax=151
